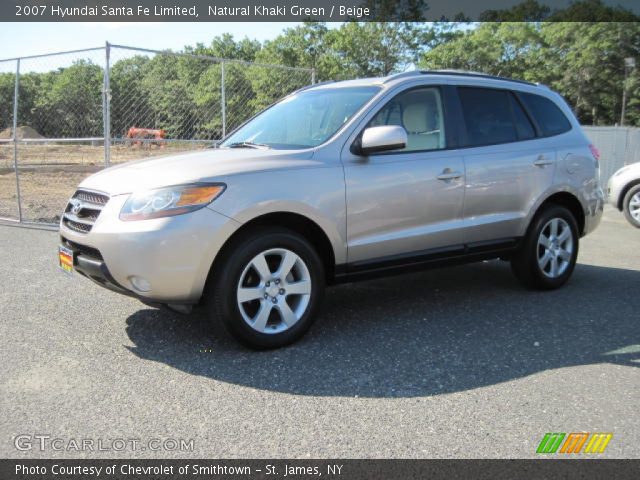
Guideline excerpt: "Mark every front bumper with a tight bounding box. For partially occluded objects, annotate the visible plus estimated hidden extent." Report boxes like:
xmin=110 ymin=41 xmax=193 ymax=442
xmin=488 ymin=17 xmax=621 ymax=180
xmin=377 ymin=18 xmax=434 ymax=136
xmin=59 ymin=194 xmax=241 ymax=303
xmin=60 ymin=238 xmax=134 ymax=296
xmin=607 ymin=177 xmax=615 ymax=207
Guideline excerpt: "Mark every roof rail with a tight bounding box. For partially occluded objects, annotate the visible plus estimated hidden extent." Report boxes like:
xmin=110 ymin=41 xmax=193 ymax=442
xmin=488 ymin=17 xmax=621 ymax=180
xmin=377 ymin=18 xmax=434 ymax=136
xmin=382 ymin=71 xmax=422 ymax=83
xmin=420 ymin=70 xmax=537 ymax=86
xmin=295 ymin=80 xmax=336 ymax=93
xmin=383 ymin=69 xmax=537 ymax=86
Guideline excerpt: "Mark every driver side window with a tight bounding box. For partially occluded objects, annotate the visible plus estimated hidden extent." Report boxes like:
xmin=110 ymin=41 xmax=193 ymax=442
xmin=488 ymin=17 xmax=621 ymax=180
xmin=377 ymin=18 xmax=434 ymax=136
xmin=367 ymin=87 xmax=446 ymax=152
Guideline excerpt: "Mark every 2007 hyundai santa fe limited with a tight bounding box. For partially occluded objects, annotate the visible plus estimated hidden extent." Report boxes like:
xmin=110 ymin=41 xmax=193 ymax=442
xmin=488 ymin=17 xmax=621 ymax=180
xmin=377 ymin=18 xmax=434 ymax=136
xmin=58 ymin=71 xmax=604 ymax=349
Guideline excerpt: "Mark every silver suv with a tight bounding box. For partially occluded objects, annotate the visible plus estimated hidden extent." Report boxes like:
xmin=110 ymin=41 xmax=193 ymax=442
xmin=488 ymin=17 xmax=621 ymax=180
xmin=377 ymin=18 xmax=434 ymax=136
xmin=59 ymin=71 xmax=604 ymax=348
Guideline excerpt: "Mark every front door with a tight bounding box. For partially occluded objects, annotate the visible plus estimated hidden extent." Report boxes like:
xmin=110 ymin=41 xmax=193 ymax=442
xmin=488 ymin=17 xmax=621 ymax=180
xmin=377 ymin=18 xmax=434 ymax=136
xmin=341 ymin=86 xmax=466 ymax=265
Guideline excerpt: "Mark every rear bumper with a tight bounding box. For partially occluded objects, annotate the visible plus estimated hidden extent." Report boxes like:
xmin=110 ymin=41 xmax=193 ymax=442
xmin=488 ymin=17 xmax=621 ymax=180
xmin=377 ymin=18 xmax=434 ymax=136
xmin=583 ymin=186 xmax=604 ymax=236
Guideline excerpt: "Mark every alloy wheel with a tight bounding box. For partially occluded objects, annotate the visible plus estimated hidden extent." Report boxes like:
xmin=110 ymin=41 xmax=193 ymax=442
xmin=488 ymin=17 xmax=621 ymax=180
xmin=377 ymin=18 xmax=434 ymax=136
xmin=236 ymin=248 xmax=312 ymax=334
xmin=629 ymin=192 xmax=640 ymax=222
xmin=537 ymin=217 xmax=574 ymax=278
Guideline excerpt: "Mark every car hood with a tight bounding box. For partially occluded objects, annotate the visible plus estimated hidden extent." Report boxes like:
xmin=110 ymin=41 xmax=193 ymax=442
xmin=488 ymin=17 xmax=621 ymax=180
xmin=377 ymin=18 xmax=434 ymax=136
xmin=613 ymin=161 xmax=640 ymax=179
xmin=79 ymin=148 xmax=317 ymax=195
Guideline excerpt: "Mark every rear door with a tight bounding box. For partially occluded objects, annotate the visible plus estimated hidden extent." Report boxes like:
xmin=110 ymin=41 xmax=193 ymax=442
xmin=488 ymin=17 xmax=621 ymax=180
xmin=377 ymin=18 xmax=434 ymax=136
xmin=456 ymin=86 xmax=556 ymax=243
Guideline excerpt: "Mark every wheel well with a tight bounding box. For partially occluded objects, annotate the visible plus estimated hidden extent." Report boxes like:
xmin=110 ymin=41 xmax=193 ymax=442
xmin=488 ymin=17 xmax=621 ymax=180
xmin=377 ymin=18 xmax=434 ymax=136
xmin=538 ymin=192 xmax=585 ymax=235
xmin=618 ymin=179 xmax=640 ymax=211
xmin=207 ymin=212 xmax=336 ymax=290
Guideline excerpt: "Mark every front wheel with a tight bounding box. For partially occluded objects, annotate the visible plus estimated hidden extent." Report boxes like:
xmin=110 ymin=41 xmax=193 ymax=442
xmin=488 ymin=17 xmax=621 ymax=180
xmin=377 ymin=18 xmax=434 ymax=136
xmin=207 ymin=228 xmax=325 ymax=349
xmin=622 ymin=184 xmax=640 ymax=228
xmin=511 ymin=205 xmax=579 ymax=290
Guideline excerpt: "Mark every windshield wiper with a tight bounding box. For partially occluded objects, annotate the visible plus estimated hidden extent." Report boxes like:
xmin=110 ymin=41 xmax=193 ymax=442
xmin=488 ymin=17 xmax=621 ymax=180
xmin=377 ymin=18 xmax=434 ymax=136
xmin=225 ymin=141 xmax=271 ymax=149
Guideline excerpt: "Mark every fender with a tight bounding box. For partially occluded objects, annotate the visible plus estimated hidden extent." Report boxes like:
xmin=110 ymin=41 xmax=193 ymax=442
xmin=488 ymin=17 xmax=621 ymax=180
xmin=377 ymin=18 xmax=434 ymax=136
xmin=522 ymin=183 xmax=588 ymax=237
xmin=218 ymin=199 xmax=346 ymax=266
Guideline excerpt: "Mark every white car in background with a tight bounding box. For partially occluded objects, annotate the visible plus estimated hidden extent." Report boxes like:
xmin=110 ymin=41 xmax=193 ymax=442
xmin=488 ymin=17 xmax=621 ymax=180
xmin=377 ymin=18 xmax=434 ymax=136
xmin=608 ymin=162 xmax=640 ymax=228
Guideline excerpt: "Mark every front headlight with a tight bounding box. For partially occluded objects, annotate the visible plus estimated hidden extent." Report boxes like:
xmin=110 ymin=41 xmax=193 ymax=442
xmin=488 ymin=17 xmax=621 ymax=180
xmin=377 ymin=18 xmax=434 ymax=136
xmin=120 ymin=183 xmax=225 ymax=221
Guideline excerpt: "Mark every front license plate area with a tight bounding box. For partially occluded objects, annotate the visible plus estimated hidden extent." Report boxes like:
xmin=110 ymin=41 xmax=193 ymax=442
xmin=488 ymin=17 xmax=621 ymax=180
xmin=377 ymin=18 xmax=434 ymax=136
xmin=59 ymin=245 xmax=74 ymax=273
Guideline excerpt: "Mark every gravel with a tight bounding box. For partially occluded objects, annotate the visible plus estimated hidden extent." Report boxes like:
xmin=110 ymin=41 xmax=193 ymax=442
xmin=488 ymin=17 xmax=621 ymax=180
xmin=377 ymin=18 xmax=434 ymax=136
xmin=1 ymin=206 xmax=638 ymax=459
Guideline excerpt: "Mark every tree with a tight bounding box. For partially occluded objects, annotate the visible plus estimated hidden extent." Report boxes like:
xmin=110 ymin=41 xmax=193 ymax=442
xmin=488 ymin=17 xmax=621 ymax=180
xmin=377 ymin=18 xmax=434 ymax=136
xmin=109 ymin=55 xmax=151 ymax=137
xmin=256 ymin=22 xmax=451 ymax=81
xmin=549 ymin=0 xmax=639 ymax=21
xmin=186 ymin=33 xmax=262 ymax=62
xmin=255 ymin=23 xmax=329 ymax=74
xmin=420 ymin=21 xmax=640 ymax=126
xmin=325 ymin=22 xmax=427 ymax=77
xmin=420 ymin=23 xmax=545 ymax=80
xmin=0 ymin=73 xmax=16 ymax=131
xmin=479 ymin=0 xmax=638 ymax=21
xmin=480 ymin=0 xmax=551 ymax=21
xmin=538 ymin=22 xmax=640 ymax=125
xmin=30 ymin=60 xmax=104 ymax=137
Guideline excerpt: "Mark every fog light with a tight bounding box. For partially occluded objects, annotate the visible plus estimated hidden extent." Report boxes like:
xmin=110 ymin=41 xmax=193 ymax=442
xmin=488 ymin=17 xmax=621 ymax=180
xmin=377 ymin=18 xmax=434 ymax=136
xmin=129 ymin=276 xmax=151 ymax=292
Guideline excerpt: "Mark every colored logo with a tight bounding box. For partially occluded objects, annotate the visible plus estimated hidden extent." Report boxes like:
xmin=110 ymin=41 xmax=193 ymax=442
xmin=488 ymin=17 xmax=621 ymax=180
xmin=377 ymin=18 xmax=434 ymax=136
xmin=537 ymin=433 xmax=612 ymax=454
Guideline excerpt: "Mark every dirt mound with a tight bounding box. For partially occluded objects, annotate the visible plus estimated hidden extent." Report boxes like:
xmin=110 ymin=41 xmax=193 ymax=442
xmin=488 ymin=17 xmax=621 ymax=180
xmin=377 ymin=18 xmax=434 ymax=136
xmin=0 ymin=126 xmax=44 ymax=139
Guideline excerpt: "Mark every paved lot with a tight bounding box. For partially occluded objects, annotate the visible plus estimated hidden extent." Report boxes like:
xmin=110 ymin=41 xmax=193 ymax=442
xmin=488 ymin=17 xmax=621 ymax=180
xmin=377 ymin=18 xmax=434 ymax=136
xmin=1 ymin=207 xmax=639 ymax=459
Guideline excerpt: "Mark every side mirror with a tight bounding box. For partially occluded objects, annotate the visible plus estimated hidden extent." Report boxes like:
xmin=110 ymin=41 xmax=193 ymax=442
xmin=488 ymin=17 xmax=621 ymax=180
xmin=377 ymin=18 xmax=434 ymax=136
xmin=356 ymin=125 xmax=407 ymax=155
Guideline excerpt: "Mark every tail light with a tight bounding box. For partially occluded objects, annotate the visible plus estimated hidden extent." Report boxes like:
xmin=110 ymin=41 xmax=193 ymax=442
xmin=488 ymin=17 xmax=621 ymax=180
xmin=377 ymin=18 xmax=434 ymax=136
xmin=589 ymin=143 xmax=601 ymax=183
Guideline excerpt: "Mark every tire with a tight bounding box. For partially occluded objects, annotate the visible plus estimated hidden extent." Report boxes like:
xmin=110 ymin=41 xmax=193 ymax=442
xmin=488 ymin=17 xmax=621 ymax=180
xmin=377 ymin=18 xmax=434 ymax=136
xmin=207 ymin=227 xmax=325 ymax=349
xmin=511 ymin=205 xmax=579 ymax=290
xmin=622 ymin=184 xmax=640 ymax=228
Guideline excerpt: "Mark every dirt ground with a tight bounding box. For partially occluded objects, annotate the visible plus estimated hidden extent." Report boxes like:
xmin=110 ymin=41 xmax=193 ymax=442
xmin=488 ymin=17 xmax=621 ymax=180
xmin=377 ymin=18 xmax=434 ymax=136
xmin=0 ymin=170 xmax=92 ymax=223
xmin=0 ymin=141 xmax=208 ymax=168
xmin=0 ymin=141 xmax=209 ymax=223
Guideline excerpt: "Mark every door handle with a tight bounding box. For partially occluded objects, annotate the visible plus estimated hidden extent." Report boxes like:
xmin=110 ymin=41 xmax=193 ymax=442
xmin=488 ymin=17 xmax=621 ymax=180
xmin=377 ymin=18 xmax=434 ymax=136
xmin=437 ymin=170 xmax=463 ymax=181
xmin=533 ymin=155 xmax=554 ymax=167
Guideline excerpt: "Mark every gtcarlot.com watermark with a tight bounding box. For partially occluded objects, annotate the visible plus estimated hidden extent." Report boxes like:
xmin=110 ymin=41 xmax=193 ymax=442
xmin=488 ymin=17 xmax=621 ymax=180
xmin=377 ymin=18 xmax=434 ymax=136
xmin=14 ymin=434 xmax=195 ymax=452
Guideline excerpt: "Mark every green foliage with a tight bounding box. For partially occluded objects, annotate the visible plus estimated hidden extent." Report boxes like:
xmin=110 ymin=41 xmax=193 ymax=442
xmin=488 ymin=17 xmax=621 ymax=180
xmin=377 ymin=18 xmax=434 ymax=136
xmin=548 ymin=0 xmax=639 ymax=21
xmin=186 ymin=33 xmax=261 ymax=62
xmin=0 ymin=72 xmax=15 ymax=130
xmin=480 ymin=0 xmax=551 ymax=21
xmin=255 ymin=21 xmax=454 ymax=81
xmin=480 ymin=0 xmax=638 ymax=21
xmin=5 ymin=13 xmax=640 ymax=139
xmin=421 ymin=21 xmax=640 ymax=126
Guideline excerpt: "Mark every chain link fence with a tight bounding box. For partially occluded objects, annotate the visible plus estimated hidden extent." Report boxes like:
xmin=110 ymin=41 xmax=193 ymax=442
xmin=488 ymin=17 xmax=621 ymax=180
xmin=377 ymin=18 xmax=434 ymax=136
xmin=1 ymin=46 xmax=638 ymax=228
xmin=0 ymin=44 xmax=314 ymax=226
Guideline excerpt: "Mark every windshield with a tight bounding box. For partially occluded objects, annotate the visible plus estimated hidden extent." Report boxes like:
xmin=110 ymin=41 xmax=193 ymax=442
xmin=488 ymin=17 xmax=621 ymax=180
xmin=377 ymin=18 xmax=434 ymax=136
xmin=221 ymin=86 xmax=380 ymax=150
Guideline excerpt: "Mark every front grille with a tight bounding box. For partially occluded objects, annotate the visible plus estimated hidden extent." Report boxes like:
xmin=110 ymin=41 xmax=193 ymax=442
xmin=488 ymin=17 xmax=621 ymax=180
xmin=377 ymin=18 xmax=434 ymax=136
xmin=61 ymin=236 xmax=103 ymax=261
xmin=75 ymin=190 xmax=109 ymax=205
xmin=62 ymin=189 xmax=110 ymax=234
xmin=64 ymin=219 xmax=92 ymax=234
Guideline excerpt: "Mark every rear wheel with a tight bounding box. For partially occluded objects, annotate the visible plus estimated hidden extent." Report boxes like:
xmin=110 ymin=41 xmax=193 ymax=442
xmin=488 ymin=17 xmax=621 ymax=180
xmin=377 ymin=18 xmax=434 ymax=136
xmin=208 ymin=228 xmax=325 ymax=349
xmin=622 ymin=184 xmax=640 ymax=228
xmin=511 ymin=205 xmax=579 ymax=290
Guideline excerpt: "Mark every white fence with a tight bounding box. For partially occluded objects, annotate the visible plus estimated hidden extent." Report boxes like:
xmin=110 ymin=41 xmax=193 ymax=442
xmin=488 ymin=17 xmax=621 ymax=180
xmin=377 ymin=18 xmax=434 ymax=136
xmin=583 ymin=126 xmax=640 ymax=185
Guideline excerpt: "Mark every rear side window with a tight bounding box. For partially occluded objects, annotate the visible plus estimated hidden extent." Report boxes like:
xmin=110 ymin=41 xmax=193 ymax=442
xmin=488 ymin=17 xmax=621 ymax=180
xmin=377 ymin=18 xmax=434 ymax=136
xmin=520 ymin=93 xmax=572 ymax=136
xmin=458 ymin=88 xmax=517 ymax=146
xmin=509 ymin=94 xmax=536 ymax=140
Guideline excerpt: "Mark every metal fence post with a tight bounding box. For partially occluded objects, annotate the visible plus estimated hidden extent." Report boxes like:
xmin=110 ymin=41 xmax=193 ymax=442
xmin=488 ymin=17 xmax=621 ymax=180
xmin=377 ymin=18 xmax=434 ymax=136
xmin=311 ymin=68 xmax=316 ymax=84
xmin=12 ymin=58 xmax=23 ymax=223
xmin=103 ymin=42 xmax=111 ymax=167
xmin=221 ymin=61 xmax=226 ymax=138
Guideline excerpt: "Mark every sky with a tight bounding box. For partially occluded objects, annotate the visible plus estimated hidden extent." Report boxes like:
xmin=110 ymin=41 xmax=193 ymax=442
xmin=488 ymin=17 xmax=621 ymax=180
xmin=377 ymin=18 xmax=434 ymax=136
xmin=0 ymin=22 xmax=303 ymax=60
